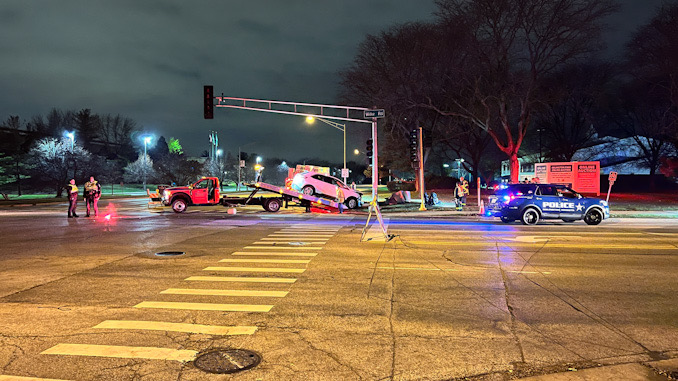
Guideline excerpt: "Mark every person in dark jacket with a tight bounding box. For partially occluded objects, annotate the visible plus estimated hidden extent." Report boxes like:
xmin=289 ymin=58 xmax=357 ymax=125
xmin=66 ymin=179 xmax=79 ymax=218
xmin=83 ymin=176 xmax=101 ymax=217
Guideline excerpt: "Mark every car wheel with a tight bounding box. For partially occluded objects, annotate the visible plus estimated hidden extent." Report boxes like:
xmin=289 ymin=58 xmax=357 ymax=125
xmin=301 ymin=185 xmax=315 ymax=196
xmin=171 ymin=198 xmax=187 ymax=213
xmin=562 ymin=219 xmax=576 ymax=223
xmin=521 ymin=208 xmax=539 ymax=225
xmin=264 ymin=198 xmax=282 ymax=213
xmin=584 ymin=209 xmax=603 ymax=225
xmin=345 ymin=197 xmax=358 ymax=209
xmin=500 ymin=215 xmax=514 ymax=223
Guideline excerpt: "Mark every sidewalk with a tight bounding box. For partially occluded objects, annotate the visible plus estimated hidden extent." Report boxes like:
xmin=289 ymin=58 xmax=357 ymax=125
xmin=518 ymin=358 xmax=677 ymax=380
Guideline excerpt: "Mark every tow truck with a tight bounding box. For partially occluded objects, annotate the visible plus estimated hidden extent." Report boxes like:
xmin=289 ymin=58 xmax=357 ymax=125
xmin=160 ymin=176 xmax=344 ymax=213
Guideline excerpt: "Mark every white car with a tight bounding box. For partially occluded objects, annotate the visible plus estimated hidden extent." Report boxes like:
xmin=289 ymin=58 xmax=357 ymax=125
xmin=290 ymin=171 xmax=362 ymax=209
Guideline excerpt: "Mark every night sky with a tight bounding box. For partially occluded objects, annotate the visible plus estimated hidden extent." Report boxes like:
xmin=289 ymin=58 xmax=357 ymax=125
xmin=0 ymin=0 xmax=666 ymax=162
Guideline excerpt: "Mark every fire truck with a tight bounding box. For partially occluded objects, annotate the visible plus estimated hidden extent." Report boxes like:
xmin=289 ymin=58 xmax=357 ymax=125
xmin=160 ymin=176 xmax=344 ymax=213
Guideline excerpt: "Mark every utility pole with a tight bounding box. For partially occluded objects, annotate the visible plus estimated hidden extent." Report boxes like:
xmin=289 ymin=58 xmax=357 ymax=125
xmin=237 ymin=146 xmax=241 ymax=192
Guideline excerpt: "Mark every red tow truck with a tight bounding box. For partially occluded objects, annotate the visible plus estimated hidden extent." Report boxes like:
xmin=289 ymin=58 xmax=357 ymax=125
xmin=160 ymin=176 xmax=344 ymax=213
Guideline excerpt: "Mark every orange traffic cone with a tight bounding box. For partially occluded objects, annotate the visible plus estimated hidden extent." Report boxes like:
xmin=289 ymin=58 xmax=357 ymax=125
xmin=479 ymin=199 xmax=485 ymax=215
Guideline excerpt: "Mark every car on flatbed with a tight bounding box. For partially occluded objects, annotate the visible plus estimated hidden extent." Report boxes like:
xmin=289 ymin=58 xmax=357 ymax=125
xmin=290 ymin=171 xmax=362 ymax=209
xmin=487 ymin=183 xmax=609 ymax=225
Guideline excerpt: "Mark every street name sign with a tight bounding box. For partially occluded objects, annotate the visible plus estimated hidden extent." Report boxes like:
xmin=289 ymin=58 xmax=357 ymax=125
xmin=364 ymin=109 xmax=385 ymax=119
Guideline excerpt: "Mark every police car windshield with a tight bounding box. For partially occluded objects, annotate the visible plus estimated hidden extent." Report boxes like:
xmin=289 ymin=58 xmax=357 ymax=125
xmin=504 ymin=184 xmax=535 ymax=196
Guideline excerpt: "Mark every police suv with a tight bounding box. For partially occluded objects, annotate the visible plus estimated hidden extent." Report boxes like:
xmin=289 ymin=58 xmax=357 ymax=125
xmin=487 ymin=184 xmax=609 ymax=225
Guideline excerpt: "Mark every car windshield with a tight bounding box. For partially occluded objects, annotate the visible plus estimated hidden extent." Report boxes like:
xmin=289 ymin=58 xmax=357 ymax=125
xmin=558 ymin=187 xmax=580 ymax=198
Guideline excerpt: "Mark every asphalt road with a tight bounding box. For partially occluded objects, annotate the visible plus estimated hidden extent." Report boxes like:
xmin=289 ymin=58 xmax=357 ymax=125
xmin=0 ymin=198 xmax=677 ymax=380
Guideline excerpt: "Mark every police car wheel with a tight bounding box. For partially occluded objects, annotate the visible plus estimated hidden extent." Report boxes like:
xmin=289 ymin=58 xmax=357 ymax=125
xmin=500 ymin=216 xmax=514 ymax=223
xmin=302 ymin=186 xmax=315 ymax=196
xmin=584 ymin=209 xmax=603 ymax=225
xmin=521 ymin=208 xmax=539 ymax=225
xmin=264 ymin=198 xmax=282 ymax=212
xmin=171 ymin=198 xmax=187 ymax=213
xmin=345 ymin=197 xmax=358 ymax=209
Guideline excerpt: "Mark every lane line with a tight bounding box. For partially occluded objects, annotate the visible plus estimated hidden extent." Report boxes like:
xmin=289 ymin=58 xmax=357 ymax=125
xmin=203 ymin=266 xmax=306 ymax=273
xmin=252 ymin=241 xmax=325 ymax=245
xmin=93 ymin=320 xmax=257 ymax=335
xmin=244 ymin=246 xmax=318 ymax=250
xmin=41 ymin=344 xmax=198 ymax=362
xmin=0 ymin=376 xmax=72 ymax=381
xmin=231 ymin=251 xmax=317 ymax=257
xmin=185 ymin=276 xmax=297 ymax=283
xmin=160 ymin=288 xmax=288 ymax=297
xmin=375 ymin=266 xmax=551 ymax=275
xmin=261 ymin=237 xmax=329 ymax=241
xmin=218 ymin=258 xmax=310 ymax=264
xmin=384 ymin=241 xmax=677 ymax=249
xmin=390 ymin=229 xmax=673 ymax=235
xmin=134 ymin=301 xmax=273 ymax=312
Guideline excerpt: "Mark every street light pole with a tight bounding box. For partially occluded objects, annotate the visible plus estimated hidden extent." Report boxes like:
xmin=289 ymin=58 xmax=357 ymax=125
xmin=306 ymin=117 xmax=347 ymax=184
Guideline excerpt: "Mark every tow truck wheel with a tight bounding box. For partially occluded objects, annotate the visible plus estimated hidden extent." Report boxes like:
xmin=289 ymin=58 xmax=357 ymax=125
xmin=264 ymin=198 xmax=282 ymax=212
xmin=345 ymin=197 xmax=358 ymax=209
xmin=521 ymin=208 xmax=539 ymax=225
xmin=301 ymin=185 xmax=315 ymax=196
xmin=584 ymin=209 xmax=603 ymax=225
xmin=500 ymin=216 xmax=514 ymax=223
xmin=171 ymin=198 xmax=187 ymax=213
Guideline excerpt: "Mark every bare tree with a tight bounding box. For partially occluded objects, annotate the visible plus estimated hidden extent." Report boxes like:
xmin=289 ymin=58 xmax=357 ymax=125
xmin=535 ymin=63 xmax=612 ymax=162
xmin=626 ymin=3 xmax=678 ymax=151
xmin=425 ymin=0 xmax=616 ymax=182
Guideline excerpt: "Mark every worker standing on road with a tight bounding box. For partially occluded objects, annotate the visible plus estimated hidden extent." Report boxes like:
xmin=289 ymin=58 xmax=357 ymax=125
xmin=84 ymin=176 xmax=101 ymax=217
xmin=461 ymin=177 xmax=469 ymax=208
xmin=66 ymin=179 xmax=79 ymax=218
xmin=454 ymin=181 xmax=464 ymax=211
xmin=336 ymin=185 xmax=345 ymax=214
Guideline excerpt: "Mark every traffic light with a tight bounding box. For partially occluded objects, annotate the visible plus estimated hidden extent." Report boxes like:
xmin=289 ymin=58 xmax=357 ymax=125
xmin=203 ymin=85 xmax=214 ymax=119
xmin=365 ymin=139 xmax=373 ymax=163
xmin=409 ymin=128 xmax=419 ymax=162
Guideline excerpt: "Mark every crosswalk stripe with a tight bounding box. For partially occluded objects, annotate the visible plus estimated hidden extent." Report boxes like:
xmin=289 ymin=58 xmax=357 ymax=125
xmin=244 ymin=246 xmax=318 ymax=250
xmin=271 ymin=233 xmax=334 ymax=236
xmin=185 ymin=276 xmax=296 ymax=283
xmin=134 ymin=301 xmax=273 ymax=312
xmin=204 ymin=266 xmax=305 ymax=273
xmin=280 ymin=229 xmax=339 ymax=232
xmin=0 ymin=376 xmax=71 ymax=381
xmin=160 ymin=288 xmax=288 ymax=297
xmin=92 ymin=320 xmax=257 ymax=335
xmin=218 ymin=258 xmax=310 ymax=264
xmin=41 ymin=343 xmax=198 ymax=362
xmin=261 ymin=237 xmax=328 ymax=241
xmin=252 ymin=241 xmax=325 ymax=245
xmin=232 ymin=251 xmax=317 ymax=257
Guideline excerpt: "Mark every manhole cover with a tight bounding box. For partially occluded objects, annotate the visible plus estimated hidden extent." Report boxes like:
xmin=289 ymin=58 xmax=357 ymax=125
xmin=193 ymin=349 xmax=261 ymax=374
xmin=154 ymin=251 xmax=186 ymax=257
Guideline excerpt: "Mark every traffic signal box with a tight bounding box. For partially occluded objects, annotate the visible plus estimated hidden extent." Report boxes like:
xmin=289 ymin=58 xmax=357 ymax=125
xmin=409 ymin=129 xmax=419 ymax=162
xmin=204 ymin=85 xmax=214 ymax=119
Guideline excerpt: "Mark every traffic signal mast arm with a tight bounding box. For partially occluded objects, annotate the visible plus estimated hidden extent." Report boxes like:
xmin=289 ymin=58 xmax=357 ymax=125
xmin=215 ymin=96 xmax=373 ymax=125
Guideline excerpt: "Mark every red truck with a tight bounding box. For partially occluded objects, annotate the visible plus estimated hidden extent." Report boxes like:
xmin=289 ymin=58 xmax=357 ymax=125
xmin=161 ymin=177 xmax=222 ymax=213
xmin=160 ymin=176 xmax=345 ymax=213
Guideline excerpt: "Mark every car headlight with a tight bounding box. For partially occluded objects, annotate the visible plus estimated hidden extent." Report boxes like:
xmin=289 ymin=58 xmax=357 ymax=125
xmin=163 ymin=190 xmax=169 ymax=200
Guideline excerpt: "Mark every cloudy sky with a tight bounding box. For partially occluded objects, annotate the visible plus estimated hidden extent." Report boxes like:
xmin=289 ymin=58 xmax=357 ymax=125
xmin=0 ymin=0 xmax=667 ymax=162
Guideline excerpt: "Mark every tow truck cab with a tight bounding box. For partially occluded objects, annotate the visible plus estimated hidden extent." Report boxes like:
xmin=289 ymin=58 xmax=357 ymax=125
xmin=162 ymin=177 xmax=221 ymax=213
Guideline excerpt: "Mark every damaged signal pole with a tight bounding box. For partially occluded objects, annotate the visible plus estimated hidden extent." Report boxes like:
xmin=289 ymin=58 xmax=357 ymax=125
xmin=208 ymin=89 xmax=390 ymax=241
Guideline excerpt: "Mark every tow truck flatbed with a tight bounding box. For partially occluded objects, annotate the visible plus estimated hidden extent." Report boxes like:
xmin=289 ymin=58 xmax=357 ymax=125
xmin=222 ymin=181 xmax=343 ymax=212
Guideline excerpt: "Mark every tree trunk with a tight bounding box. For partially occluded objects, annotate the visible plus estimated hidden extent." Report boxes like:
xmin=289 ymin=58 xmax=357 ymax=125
xmin=509 ymin=153 xmax=520 ymax=183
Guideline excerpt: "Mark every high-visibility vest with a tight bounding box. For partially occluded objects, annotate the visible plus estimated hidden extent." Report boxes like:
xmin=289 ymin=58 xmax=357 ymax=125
xmin=85 ymin=181 xmax=98 ymax=192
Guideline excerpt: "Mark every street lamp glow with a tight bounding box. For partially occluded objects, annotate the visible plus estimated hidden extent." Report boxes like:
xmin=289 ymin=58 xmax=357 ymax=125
xmin=256 ymin=156 xmax=262 ymax=163
xmin=354 ymin=149 xmax=360 ymax=155
xmin=443 ymin=163 xmax=450 ymax=168
xmin=142 ymin=135 xmax=153 ymax=191
xmin=216 ymin=149 xmax=223 ymax=157
xmin=306 ymin=116 xmax=315 ymax=124
xmin=144 ymin=136 xmax=152 ymax=145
